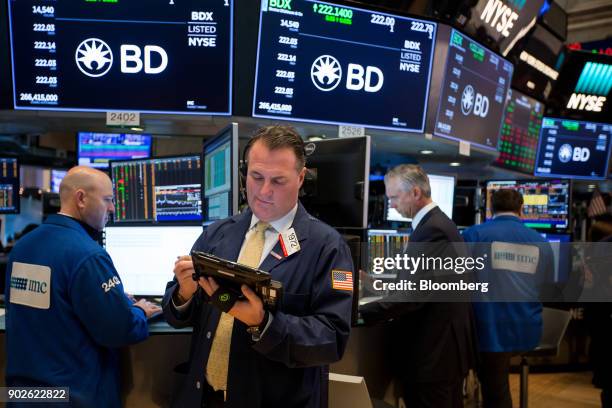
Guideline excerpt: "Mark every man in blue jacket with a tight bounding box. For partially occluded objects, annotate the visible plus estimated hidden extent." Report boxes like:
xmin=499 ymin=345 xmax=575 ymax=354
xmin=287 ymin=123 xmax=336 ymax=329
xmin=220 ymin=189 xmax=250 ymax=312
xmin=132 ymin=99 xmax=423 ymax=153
xmin=163 ymin=125 xmax=353 ymax=407
xmin=5 ymin=166 xmax=160 ymax=407
xmin=462 ymin=189 xmax=554 ymax=408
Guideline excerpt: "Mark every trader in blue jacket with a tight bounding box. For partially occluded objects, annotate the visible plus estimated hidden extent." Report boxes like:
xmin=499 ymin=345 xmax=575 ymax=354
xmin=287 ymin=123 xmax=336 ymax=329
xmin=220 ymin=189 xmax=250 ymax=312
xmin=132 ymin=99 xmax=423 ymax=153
xmin=5 ymin=166 xmax=160 ymax=407
xmin=163 ymin=126 xmax=354 ymax=408
xmin=462 ymin=189 xmax=554 ymax=408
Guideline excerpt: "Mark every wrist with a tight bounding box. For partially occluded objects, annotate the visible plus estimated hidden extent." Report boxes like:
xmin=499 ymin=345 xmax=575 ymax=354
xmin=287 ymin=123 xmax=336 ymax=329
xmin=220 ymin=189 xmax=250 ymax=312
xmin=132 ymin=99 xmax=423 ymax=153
xmin=175 ymin=287 xmax=191 ymax=305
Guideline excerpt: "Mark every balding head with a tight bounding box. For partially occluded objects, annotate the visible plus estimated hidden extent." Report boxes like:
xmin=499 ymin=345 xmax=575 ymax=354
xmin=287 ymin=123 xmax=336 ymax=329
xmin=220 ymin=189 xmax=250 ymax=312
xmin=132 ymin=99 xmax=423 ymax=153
xmin=59 ymin=166 xmax=115 ymax=230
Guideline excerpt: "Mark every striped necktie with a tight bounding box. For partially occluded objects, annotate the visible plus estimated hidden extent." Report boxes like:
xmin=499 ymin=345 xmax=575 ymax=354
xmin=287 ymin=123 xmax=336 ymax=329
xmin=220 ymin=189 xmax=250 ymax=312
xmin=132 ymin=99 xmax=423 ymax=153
xmin=206 ymin=221 xmax=270 ymax=392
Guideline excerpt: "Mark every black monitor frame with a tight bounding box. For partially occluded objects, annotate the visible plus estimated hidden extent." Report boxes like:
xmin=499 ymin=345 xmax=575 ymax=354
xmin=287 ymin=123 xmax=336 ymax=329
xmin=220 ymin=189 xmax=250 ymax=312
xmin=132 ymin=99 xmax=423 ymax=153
xmin=202 ymin=122 xmax=239 ymax=225
xmin=108 ymin=153 xmax=203 ymax=226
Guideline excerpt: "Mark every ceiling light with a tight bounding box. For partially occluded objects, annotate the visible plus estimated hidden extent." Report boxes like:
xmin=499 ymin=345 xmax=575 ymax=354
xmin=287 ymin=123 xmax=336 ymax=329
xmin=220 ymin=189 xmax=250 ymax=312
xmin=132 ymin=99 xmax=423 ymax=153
xmin=449 ymin=162 xmax=461 ymax=167
xmin=420 ymin=149 xmax=434 ymax=155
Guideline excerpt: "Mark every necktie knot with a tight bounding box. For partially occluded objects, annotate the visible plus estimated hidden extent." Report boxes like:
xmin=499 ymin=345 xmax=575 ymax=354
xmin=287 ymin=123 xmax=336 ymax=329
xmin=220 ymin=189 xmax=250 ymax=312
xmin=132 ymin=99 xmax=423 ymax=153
xmin=254 ymin=221 xmax=270 ymax=235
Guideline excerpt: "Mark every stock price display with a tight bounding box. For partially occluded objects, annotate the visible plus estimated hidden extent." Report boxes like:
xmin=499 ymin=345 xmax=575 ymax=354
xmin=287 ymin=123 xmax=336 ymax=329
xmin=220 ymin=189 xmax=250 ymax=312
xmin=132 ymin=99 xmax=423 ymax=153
xmin=253 ymin=0 xmax=437 ymax=132
xmin=434 ymin=29 xmax=513 ymax=150
xmin=7 ymin=0 xmax=232 ymax=114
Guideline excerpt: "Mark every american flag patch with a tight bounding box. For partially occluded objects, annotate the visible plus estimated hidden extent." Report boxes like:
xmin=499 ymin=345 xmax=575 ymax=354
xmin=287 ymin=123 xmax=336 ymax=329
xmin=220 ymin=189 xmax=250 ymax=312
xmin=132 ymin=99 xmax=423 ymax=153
xmin=332 ymin=270 xmax=353 ymax=291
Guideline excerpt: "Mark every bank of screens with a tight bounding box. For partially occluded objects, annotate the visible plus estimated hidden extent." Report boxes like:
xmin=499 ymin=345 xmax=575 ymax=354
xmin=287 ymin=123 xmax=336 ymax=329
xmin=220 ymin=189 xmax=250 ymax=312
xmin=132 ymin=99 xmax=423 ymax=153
xmin=535 ymin=117 xmax=612 ymax=180
xmin=387 ymin=174 xmax=455 ymax=223
xmin=494 ymin=89 xmax=544 ymax=174
xmin=104 ymin=225 xmax=203 ymax=296
xmin=7 ymin=0 xmax=233 ymax=114
xmin=0 ymin=158 xmax=20 ymax=214
xmin=486 ymin=179 xmax=570 ymax=231
xmin=203 ymin=123 xmax=238 ymax=224
xmin=434 ymin=29 xmax=513 ymax=150
xmin=110 ymin=155 xmax=202 ymax=223
xmin=253 ymin=0 xmax=436 ymax=132
xmin=367 ymin=229 xmax=410 ymax=276
xmin=50 ymin=169 xmax=67 ymax=193
xmin=78 ymin=132 xmax=152 ymax=169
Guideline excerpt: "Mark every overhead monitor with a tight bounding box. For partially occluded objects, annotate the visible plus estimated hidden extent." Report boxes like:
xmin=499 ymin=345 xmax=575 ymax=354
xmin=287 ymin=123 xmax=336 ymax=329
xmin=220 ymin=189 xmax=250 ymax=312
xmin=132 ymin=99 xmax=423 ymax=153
xmin=0 ymin=157 xmax=20 ymax=214
xmin=546 ymin=51 xmax=611 ymax=120
xmin=7 ymin=0 xmax=233 ymax=114
xmin=301 ymin=136 xmax=370 ymax=228
xmin=386 ymin=174 xmax=455 ymax=223
xmin=110 ymin=155 xmax=202 ymax=223
xmin=78 ymin=132 xmax=152 ymax=169
xmin=252 ymin=0 xmax=437 ymax=132
xmin=203 ymin=123 xmax=239 ymax=224
xmin=104 ymin=225 xmax=203 ymax=296
xmin=433 ymin=29 xmax=513 ymax=151
xmin=50 ymin=169 xmax=67 ymax=193
xmin=485 ymin=179 xmax=570 ymax=231
xmin=494 ymin=89 xmax=544 ymax=174
xmin=534 ymin=117 xmax=612 ymax=180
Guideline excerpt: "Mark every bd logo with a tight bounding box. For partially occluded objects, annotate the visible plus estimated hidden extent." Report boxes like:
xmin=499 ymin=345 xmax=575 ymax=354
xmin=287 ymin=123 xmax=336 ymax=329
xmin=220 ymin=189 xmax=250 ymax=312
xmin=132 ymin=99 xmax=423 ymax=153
xmin=75 ymin=38 xmax=168 ymax=78
xmin=461 ymin=84 xmax=489 ymax=117
xmin=310 ymin=55 xmax=384 ymax=93
xmin=558 ymin=143 xmax=590 ymax=163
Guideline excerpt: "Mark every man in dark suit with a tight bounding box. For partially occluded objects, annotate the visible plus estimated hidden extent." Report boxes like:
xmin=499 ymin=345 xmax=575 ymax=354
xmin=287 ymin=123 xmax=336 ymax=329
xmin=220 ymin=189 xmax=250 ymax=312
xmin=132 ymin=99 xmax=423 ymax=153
xmin=361 ymin=164 xmax=476 ymax=408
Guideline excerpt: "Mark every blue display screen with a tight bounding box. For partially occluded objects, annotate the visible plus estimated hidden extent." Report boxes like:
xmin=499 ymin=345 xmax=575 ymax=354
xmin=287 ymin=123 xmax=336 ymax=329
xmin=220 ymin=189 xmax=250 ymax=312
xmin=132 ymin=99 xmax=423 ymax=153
xmin=434 ymin=29 xmax=513 ymax=150
xmin=78 ymin=132 xmax=152 ymax=169
xmin=253 ymin=0 xmax=437 ymax=132
xmin=7 ymin=0 xmax=233 ymax=114
xmin=535 ymin=117 xmax=612 ymax=180
xmin=0 ymin=158 xmax=20 ymax=214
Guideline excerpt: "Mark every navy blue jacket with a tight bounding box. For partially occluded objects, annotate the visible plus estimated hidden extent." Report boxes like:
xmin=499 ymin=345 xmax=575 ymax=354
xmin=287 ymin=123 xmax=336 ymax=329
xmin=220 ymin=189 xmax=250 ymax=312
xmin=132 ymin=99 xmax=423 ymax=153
xmin=5 ymin=215 xmax=149 ymax=407
xmin=463 ymin=215 xmax=554 ymax=352
xmin=162 ymin=203 xmax=353 ymax=408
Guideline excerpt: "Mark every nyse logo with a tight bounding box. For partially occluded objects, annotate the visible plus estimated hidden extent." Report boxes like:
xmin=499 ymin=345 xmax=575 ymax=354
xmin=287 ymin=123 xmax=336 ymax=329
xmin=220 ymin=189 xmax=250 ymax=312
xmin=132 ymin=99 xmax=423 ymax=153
xmin=558 ymin=143 xmax=590 ymax=163
xmin=566 ymin=93 xmax=606 ymax=112
xmin=75 ymin=38 xmax=168 ymax=77
xmin=461 ymin=85 xmax=489 ymax=117
xmin=310 ymin=55 xmax=384 ymax=93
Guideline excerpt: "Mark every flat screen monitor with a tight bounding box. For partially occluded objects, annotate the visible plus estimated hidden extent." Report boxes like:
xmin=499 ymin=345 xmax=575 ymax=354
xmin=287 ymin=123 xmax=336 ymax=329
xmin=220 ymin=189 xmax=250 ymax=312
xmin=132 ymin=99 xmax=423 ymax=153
xmin=433 ymin=29 xmax=513 ymax=150
xmin=539 ymin=232 xmax=571 ymax=283
xmin=110 ymin=155 xmax=202 ymax=223
xmin=367 ymin=229 xmax=410 ymax=275
xmin=78 ymin=132 xmax=152 ymax=170
xmin=50 ymin=169 xmax=67 ymax=193
xmin=0 ymin=157 xmax=20 ymax=214
xmin=546 ymin=51 xmax=612 ymax=121
xmin=104 ymin=225 xmax=203 ymax=296
xmin=494 ymin=89 xmax=544 ymax=174
xmin=485 ymin=179 xmax=570 ymax=231
xmin=386 ymin=174 xmax=455 ymax=223
xmin=7 ymin=0 xmax=233 ymax=114
xmin=301 ymin=136 xmax=370 ymax=228
xmin=252 ymin=0 xmax=437 ymax=132
xmin=203 ymin=123 xmax=239 ymax=224
xmin=534 ymin=117 xmax=612 ymax=180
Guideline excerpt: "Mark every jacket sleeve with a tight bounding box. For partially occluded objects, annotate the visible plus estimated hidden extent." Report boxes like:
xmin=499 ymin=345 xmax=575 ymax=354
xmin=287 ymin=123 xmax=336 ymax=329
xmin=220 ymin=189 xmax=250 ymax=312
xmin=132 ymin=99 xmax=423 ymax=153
xmin=70 ymin=252 xmax=149 ymax=348
xmin=252 ymin=233 xmax=353 ymax=368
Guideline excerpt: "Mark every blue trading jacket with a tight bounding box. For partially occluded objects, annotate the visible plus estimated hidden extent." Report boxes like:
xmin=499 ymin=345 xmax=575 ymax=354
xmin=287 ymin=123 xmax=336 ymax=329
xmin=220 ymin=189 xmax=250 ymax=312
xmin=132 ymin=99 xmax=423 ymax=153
xmin=462 ymin=215 xmax=554 ymax=352
xmin=5 ymin=215 xmax=149 ymax=407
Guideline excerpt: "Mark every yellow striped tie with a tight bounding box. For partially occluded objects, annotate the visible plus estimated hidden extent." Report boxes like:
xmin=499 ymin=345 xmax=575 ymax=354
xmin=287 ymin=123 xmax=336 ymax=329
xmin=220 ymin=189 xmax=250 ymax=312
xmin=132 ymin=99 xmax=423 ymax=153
xmin=206 ymin=221 xmax=270 ymax=391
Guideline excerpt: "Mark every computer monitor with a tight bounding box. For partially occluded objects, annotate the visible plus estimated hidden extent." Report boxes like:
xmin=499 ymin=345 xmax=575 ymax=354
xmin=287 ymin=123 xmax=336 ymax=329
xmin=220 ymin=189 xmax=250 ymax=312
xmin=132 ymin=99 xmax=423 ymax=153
xmin=534 ymin=117 xmax=612 ymax=180
xmin=104 ymin=225 xmax=203 ymax=296
xmin=50 ymin=169 xmax=67 ymax=193
xmin=301 ymin=137 xmax=370 ymax=229
xmin=0 ymin=157 xmax=20 ymax=214
xmin=367 ymin=229 xmax=410 ymax=275
xmin=110 ymin=154 xmax=202 ymax=223
xmin=540 ymin=232 xmax=571 ymax=283
xmin=386 ymin=174 xmax=455 ymax=223
xmin=203 ymin=123 xmax=239 ymax=224
xmin=485 ymin=179 xmax=571 ymax=231
xmin=78 ymin=132 xmax=152 ymax=170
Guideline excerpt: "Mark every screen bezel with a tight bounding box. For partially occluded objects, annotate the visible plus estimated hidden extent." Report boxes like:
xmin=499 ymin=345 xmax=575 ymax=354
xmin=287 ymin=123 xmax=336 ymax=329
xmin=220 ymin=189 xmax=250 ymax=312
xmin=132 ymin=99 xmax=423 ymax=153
xmin=202 ymin=122 xmax=239 ymax=225
xmin=108 ymin=153 xmax=203 ymax=226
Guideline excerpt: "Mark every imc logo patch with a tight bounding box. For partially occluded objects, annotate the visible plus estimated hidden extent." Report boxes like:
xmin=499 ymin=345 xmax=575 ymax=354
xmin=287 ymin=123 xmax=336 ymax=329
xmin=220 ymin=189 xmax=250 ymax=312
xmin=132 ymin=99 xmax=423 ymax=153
xmin=10 ymin=262 xmax=51 ymax=309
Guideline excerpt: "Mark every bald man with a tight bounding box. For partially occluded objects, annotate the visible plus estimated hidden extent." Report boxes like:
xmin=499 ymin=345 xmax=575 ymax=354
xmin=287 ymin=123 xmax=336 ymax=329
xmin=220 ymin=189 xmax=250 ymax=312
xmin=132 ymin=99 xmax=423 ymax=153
xmin=5 ymin=166 xmax=160 ymax=408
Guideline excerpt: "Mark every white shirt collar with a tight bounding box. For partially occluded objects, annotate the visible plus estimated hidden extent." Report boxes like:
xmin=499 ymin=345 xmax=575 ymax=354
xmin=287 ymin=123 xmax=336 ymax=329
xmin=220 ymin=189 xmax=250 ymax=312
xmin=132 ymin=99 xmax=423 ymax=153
xmin=411 ymin=201 xmax=438 ymax=230
xmin=249 ymin=203 xmax=299 ymax=233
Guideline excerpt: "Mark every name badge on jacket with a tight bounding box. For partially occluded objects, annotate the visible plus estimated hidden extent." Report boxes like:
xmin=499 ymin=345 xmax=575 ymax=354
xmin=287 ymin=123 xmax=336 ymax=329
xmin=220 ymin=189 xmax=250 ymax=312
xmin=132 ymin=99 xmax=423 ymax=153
xmin=279 ymin=228 xmax=300 ymax=257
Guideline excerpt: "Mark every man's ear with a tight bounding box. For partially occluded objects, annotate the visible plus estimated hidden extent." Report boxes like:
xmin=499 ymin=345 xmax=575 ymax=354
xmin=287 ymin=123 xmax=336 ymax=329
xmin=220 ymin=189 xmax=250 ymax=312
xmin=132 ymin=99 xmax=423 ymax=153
xmin=75 ymin=189 xmax=86 ymax=209
xmin=298 ymin=167 xmax=306 ymax=188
